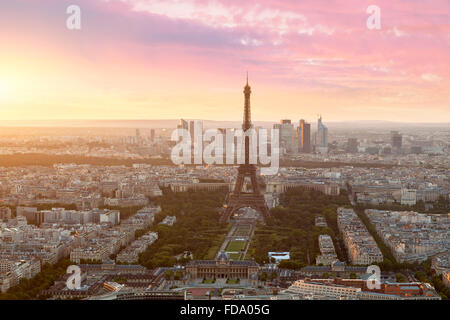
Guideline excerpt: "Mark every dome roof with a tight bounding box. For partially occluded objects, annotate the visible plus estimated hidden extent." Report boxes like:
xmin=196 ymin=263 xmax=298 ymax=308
xmin=216 ymin=251 xmax=230 ymax=261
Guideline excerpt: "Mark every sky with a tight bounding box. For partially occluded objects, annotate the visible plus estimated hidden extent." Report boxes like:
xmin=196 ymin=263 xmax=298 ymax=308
xmin=0 ymin=0 xmax=449 ymax=123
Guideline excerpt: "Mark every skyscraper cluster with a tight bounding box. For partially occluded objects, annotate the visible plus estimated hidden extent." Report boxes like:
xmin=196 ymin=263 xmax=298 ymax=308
xmin=273 ymin=116 xmax=326 ymax=155
xmin=175 ymin=115 xmax=328 ymax=157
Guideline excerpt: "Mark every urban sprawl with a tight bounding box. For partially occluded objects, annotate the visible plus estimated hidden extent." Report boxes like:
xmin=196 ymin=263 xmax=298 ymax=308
xmin=0 ymin=118 xmax=449 ymax=300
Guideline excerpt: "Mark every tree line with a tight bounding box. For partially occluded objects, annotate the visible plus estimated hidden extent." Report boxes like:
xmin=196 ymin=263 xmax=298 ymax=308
xmin=138 ymin=188 xmax=229 ymax=269
xmin=247 ymin=187 xmax=350 ymax=268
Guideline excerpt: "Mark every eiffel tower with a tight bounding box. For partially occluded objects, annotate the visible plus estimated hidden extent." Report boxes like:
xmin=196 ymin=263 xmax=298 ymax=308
xmin=220 ymin=74 xmax=270 ymax=223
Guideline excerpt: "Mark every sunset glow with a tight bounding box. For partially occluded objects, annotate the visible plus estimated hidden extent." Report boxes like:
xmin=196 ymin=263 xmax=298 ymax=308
xmin=0 ymin=0 xmax=449 ymax=122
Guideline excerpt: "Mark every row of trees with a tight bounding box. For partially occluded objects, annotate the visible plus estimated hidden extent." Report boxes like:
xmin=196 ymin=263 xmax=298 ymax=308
xmin=164 ymin=270 xmax=183 ymax=281
xmin=354 ymin=207 xmax=431 ymax=272
xmin=0 ymin=153 xmax=408 ymax=170
xmin=0 ymin=153 xmax=173 ymax=167
xmin=0 ymin=258 xmax=72 ymax=300
xmin=354 ymin=207 xmax=399 ymax=269
xmin=415 ymin=260 xmax=450 ymax=300
xmin=99 ymin=205 xmax=145 ymax=221
xmin=247 ymin=188 xmax=350 ymax=267
xmin=138 ymin=188 xmax=229 ymax=269
xmin=280 ymin=160 xmax=397 ymax=169
xmin=355 ymin=195 xmax=450 ymax=215
xmin=0 ymin=204 xmax=77 ymax=219
xmin=0 ymin=188 xmax=228 ymax=299
xmin=355 ymin=207 xmax=449 ymax=300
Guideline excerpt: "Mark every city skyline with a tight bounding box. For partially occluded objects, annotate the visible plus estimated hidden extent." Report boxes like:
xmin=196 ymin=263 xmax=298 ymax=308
xmin=0 ymin=0 xmax=449 ymax=306
xmin=1 ymin=0 xmax=450 ymax=123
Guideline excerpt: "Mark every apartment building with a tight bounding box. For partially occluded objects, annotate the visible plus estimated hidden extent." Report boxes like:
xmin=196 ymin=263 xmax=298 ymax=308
xmin=337 ymin=208 xmax=383 ymax=265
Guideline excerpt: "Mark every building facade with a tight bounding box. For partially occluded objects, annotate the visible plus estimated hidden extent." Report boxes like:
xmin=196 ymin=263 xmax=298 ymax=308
xmin=185 ymin=252 xmax=259 ymax=282
xmin=298 ymin=119 xmax=311 ymax=153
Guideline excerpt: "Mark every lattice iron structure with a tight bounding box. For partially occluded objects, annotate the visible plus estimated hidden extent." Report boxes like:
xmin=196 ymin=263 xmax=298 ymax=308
xmin=220 ymin=74 xmax=270 ymax=223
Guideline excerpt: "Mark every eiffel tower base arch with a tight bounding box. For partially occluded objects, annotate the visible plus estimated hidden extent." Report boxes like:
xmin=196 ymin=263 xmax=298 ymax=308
xmin=220 ymin=165 xmax=270 ymax=223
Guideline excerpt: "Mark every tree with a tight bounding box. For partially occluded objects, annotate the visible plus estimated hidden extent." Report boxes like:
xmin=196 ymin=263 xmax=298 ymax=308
xmin=174 ymin=270 xmax=183 ymax=280
xmin=0 ymin=258 xmax=72 ymax=300
xmin=395 ymin=273 xmax=406 ymax=283
xmin=270 ymin=271 xmax=277 ymax=281
xmin=260 ymin=272 xmax=267 ymax=282
xmin=138 ymin=189 xmax=229 ymax=269
xmin=164 ymin=270 xmax=173 ymax=280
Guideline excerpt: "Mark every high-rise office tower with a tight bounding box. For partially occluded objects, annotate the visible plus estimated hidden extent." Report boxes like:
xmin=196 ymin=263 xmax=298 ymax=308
xmin=298 ymin=119 xmax=311 ymax=153
xmin=275 ymin=119 xmax=295 ymax=154
xmin=150 ymin=129 xmax=155 ymax=142
xmin=347 ymin=138 xmax=358 ymax=153
xmin=135 ymin=128 xmax=141 ymax=144
xmin=316 ymin=116 xmax=328 ymax=147
xmin=391 ymin=131 xmax=403 ymax=149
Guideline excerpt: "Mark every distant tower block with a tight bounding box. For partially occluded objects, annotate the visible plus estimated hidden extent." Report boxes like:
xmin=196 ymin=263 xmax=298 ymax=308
xmin=220 ymin=74 xmax=270 ymax=223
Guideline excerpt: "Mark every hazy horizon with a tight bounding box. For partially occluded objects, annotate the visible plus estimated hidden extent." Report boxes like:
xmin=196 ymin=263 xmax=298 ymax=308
xmin=0 ymin=119 xmax=448 ymax=129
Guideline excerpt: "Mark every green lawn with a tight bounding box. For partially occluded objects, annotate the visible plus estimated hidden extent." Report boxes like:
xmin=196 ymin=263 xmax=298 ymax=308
xmin=202 ymin=278 xmax=216 ymax=284
xmin=226 ymin=279 xmax=240 ymax=284
xmin=228 ymin=253 xmax=241 ymax=260
xmin=226 ymin=240 xmax=246 ymax=252
xmin=233 ymin=226 xmax=252 ymax=237
xmin=204 ymin=246 xmax=220 ymax=260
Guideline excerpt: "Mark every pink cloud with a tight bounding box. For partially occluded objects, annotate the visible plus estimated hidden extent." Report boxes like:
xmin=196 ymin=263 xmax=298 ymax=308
xmin=1 ymin=0 xmax=449 ymax=121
